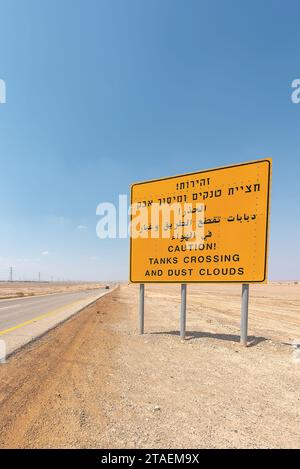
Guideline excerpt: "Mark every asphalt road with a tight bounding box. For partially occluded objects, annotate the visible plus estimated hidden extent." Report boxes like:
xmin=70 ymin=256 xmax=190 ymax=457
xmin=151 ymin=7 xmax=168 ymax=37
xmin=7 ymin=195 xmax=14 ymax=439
xmin=0 ymin=288 xmax=106 ymax=334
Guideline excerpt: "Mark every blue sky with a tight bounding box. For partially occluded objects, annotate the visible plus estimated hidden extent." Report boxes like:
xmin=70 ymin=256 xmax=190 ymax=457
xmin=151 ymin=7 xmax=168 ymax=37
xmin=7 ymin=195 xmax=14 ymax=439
xmin=0 ymin=0 xmax=299 ymax=281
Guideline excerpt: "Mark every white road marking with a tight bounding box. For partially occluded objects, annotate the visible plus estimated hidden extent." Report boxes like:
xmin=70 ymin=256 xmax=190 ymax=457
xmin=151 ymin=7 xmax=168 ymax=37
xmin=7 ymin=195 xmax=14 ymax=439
xmin=0 ymin=304 xmax=21 ymax=310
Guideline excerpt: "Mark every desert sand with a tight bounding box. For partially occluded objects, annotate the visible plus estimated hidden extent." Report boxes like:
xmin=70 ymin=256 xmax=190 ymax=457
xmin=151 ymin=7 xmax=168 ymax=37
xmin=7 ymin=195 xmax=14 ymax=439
xmin=0 ymin=282 xmax=299 ymax=448
xmin=0 ymin=281 xmax=108 ymax=300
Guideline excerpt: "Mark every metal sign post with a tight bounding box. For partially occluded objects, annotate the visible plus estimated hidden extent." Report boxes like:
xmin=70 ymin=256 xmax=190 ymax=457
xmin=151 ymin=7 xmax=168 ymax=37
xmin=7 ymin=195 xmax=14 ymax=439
xmin=139 ymin=284 xmax=145 ymax=334
xmin=131 ymin=159 xmax=272 ymax=342
xmin=180 ymin=284 xmax=187 ymax=339
xmin=240 ymin=283 xmax=249 ymax=346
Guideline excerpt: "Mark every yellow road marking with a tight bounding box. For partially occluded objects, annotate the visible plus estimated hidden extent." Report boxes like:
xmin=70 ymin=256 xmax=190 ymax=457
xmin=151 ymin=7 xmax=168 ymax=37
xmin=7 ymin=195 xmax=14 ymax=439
xmin=0 ymin=297 xmax=94 ymax=336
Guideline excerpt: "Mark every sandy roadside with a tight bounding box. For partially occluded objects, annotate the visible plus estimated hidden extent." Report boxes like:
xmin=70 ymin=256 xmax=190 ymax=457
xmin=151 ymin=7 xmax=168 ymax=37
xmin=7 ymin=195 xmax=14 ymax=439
xmin=0 ymin=281 xmax=109 ymax=300
xmin=0 ymin=283 xmax=299 ymax=449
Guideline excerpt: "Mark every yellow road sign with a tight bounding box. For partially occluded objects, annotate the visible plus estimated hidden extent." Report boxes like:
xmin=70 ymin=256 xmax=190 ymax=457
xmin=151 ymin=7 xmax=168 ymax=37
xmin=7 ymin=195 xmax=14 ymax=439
xmin=130 ymin=159 xmax=272 ymax=283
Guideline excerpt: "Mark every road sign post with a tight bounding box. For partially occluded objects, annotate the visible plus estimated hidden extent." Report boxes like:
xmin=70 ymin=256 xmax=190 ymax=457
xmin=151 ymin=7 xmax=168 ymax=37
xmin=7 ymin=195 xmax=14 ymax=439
xmin=130 ymin=159 xmax=271 ymax=340
xmin=240 ymin=283 xmax=249 ymax=346
xmin=139 ymin=283 xmax=145 ymax=334
xmin=180 ymin=284 xmax=187 ymax=339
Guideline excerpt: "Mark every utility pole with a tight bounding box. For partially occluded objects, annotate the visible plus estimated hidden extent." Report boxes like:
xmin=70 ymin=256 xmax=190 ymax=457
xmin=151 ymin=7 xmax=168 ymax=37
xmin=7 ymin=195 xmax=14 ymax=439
xmin=38 ymin=272 xmax=41 ymax=282
xmin=9 ymin=266 xmax=13 ymax=282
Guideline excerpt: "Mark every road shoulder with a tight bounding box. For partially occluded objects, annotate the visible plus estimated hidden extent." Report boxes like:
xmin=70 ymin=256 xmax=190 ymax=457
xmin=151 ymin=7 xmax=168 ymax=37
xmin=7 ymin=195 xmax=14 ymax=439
xmin=0 ymin=287 xmax=117 ymax=358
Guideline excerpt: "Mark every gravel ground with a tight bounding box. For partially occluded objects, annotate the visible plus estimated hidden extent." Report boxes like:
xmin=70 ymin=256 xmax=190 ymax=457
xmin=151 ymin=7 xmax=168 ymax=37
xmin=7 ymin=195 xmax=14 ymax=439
xmin=0 ymin=283 xmax=299 ymax=448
